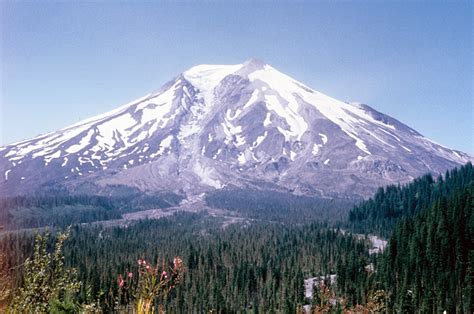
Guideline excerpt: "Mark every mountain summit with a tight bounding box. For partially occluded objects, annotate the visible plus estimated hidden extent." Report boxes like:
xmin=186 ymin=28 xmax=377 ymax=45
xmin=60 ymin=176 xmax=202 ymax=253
xmin=1 ymin=59 xmax=471 ymax=198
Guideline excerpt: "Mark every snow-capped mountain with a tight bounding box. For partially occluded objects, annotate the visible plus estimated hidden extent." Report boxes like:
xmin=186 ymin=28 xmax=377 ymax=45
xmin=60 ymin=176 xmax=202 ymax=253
xmin=0 ymin=58 xmax=471 ymax=198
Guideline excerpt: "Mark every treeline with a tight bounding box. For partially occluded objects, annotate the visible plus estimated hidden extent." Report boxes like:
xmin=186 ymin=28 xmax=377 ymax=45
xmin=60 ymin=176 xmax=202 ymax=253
xmin=1 ymin=213 xmax=370 ymax=312
xmin=206 ymin=188 xmax=354 ymax=223
xmin=349 ymin=162 xmax=473 ymax=237
xmin=0 ymin=192 xmax=183 ymax=230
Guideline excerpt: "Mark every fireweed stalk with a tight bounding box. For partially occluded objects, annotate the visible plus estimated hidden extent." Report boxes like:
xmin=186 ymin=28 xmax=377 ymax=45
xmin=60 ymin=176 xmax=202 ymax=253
xmin=117 ymin=257 xmax=184 ymax=313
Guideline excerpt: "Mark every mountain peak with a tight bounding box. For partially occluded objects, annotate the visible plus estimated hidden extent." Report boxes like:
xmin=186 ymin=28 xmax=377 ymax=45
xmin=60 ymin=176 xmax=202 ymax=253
xmin=243 ymin=58 xmax=266 ymax=69
xmin=183 ymin=58 xmax=268 ymax=87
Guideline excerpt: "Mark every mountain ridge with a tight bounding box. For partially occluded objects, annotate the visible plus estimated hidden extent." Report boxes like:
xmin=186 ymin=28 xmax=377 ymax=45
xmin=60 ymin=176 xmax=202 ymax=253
xmin=1 ymin=59 xmax=471 ymax=198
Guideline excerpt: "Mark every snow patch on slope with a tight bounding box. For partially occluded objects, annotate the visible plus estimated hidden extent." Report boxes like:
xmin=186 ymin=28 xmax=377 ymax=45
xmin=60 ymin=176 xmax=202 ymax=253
xmin=312 ymin=144 xmax=320 ymax=156
xmin=149 ymin=135 xmax=174 ymax=159
xmin=253 ymin=131 xmax=267 ymax=148
xmin=44 ymin=150 xmax=61 ymax=166
xmin=249 ymin=67 xmax=308 ymax=140
xmin=263 ymin=112 xmax=272 ymax=127
xmin=264 ymin=95 xmax=308 ymax=141
xmin=66 ymin=129 xmax=95 ymax=154
xmin=319 ymin=133 xmax=328 ymax=144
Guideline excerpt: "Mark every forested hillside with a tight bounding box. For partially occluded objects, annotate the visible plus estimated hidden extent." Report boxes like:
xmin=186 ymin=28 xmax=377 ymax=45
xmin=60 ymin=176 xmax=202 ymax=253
xmin=206 ymin=188 xmax=354 ymax=223
xmin=0 ymin=192 xmax=183 ymax=230
xmin=380 ymin=172 xmax=473 ymax=312
xmin=347 ymin=162 xmax=473 ymax=312
xmin=349 ymin=162 xmax=473 ymax=237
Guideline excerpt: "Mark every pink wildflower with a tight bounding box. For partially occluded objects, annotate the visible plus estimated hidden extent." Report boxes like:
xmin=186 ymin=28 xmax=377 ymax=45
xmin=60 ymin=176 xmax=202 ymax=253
xmin=137 ymin=259 xmax=142 ymax=265
xmin=162 ymin=271 xmax=168 ymax=278
xmin=128 ymin=272 xmax=133 ymax=278
xmin=173 ymin=257 xmax=183 ymax=269
xmin=117 ymin=274 xmax=125 ymax=288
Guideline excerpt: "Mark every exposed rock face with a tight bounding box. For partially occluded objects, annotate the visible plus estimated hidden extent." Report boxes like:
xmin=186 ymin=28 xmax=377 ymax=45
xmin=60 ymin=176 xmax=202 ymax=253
xmin=1 ymin=58 xmax=471 ymax=199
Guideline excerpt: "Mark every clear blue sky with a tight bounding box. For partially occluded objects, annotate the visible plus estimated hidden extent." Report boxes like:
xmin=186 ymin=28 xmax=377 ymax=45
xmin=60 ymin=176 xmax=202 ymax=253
xmin=1 ymin=1 xmax=473 ymax=154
